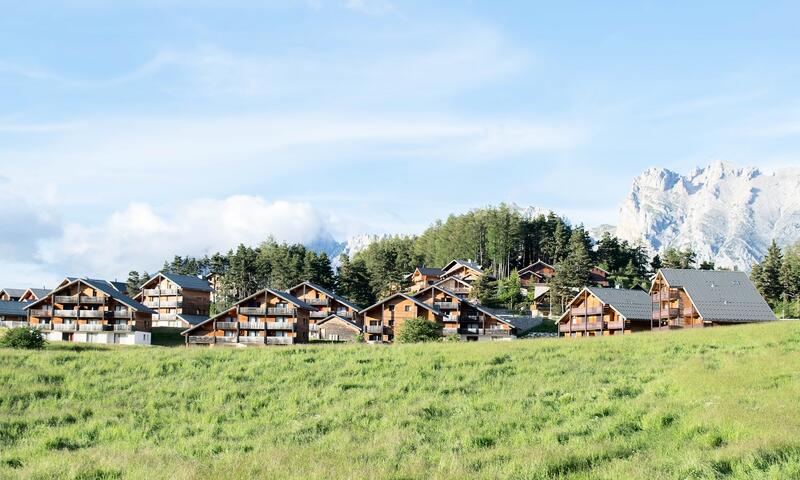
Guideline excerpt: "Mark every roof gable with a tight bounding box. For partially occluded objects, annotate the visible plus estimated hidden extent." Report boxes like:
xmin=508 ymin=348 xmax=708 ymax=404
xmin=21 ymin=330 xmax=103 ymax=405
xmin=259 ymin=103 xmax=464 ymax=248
xmin=316 ymin=314 xmax=362 ymax=331
xmin=360 ymin=293 xmax=439 ymax=315
xmin=144 ymin=272 xmax=214 ymax=292
xmin=586 ymin=287 xmax=652 ymax=321
xmin=288 ymin=281 xmax=361 ymax=311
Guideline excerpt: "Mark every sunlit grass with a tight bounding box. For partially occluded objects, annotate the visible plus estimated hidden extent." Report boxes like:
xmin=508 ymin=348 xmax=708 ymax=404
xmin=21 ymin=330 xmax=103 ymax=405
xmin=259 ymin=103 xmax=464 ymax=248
xmin=2 ymin=322 xmax=800 ymax=479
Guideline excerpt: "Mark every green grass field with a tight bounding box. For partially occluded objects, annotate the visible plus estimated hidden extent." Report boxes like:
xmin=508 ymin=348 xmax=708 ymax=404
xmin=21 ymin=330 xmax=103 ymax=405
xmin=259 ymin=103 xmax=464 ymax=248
xmin=2 ymin=322 xmax=800 ymax=479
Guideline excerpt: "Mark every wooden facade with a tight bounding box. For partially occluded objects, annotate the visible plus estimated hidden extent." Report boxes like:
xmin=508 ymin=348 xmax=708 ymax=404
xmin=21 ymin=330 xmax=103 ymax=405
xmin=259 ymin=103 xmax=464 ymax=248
xmin=407 ymin=267 xmax=444 ymax=293
xmin=557 ymin=288 xmax=647 ymax=337
xmin=433 ymin=276 xmax=473 ymax=298
xmin=24 ymin=279 xmax=153 ymax=345
xmin=288 ymin=281 xmax=362 ymax=340
xmin=361 ymin=293 xmax=441 ymax=343
xmin=518 ymin=261 xmax=556 ymax=288
xmin=182 ymin=288 xmax=314 ymax=346
xmin=316 ymin=314 xmax=362 ymax=342
xmin=0 ymin=288 xmax=24 ymax=302
xmin=650 ymin=272 xmax=704 ymax=330
xmin=413 ymin=286 xmax=515 ymax=341
xmin=440 ymin=260 xmax=486 ymax=283
xmin=138 ymin=273 xmax=212 ymax=328
xmin=19 ymin=288 xmax=49 ymax=303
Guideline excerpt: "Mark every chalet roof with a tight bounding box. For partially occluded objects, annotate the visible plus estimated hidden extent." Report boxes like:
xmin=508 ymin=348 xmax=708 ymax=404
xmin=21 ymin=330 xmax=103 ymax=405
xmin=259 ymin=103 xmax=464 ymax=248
xmin=0 ymin=300 xmax=26 ymax=317
xmin=442 ymin=260 xmax=484 ymax=275
xmin=23 ymin=288 xmax=50 ymax=300
xmin=177 ymin=314 xmax=210 ymax=326
xmin=360 ymin=293 xmax=439 ymax=315
xmin=415 ymin=267 xmax=444 ymax=277
xmin=237 ymin=287 xmax=317 ymax=311
xmin=519 ymin=260 xmax=555 ymax=275
xmin=433 ymin=276 xmax=472 ymax=288
xmin=23 ymin=278 xmax=153 ymax=314
xmin=316 ymin=314 xmax=362 ymax=331
xmin=412 ymin=285 xmax=509 ymax=325
xmin=658 ymin=269 xmax=776 ymax=323
xmin=0 ymin=288 xmax=25 ymax=298
xmin=501 ymin=315 xmax=539 ymax=334
xmin=289 ymin=281 xmax=361 ymax=311
xmin=146 ymin=272 xmax=214 ymax=292
xmin=181 ymin=307 xmax=236 ymax=335
xmin=585 ymin=287 xmax=652 ymax=321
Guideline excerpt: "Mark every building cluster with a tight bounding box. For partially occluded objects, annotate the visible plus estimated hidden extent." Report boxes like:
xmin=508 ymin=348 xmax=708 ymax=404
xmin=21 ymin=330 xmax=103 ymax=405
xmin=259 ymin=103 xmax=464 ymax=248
xmin=0 ymin=259 xmax=776 ymax=347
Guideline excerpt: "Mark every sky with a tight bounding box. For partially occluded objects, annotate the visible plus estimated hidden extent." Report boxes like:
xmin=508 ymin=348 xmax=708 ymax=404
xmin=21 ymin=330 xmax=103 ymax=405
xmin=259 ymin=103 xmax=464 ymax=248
xmin=2 ymin=0 xmax=800 ymax=287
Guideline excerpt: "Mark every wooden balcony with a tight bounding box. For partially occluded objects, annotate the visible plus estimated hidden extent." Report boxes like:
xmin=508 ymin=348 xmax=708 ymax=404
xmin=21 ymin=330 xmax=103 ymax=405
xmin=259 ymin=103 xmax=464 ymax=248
xmin=31 ymin=323 xmax=52 ymax=330
xmin=651 ymin=308 xmax=680 ymax=320
xmin=112 ymin=311 xmax=133 ymax=319
xmin=53 ymin=323 xmax=78 ymax=332
xmin=1 ymin=321 xmax=29 ymax=328
xmin=153 ymin=313 xmax=177 ymax=321
xmin=143 ymin=288 xmax=179 ymax=296
xmin=268 ymin=308 xmax=296 ymax=316
xmin=54 ymin=310 xmax=79 ymax=318
xmin=112 ymin=324 xmax=133 ymax=332
xmin=606 ymin=321 xmax=624 ymax=330
xmin=266 ymin=322 xmax=295 ymax=331
xmin=452 ymin=288 xmax=471 ymax=295
xmin=144 ymin=300 xmax=181 ymax=308
xmin=239 ymin=307 xmax=266 ymax=316
xmin=444 ymin=315 xmax=460 ymax=322
xmin=240 ymin=321 xmax=265 ymax=330
xmin=266 ymin=337 xmax=294 ymax=345
xmin=78 ymin=323 xmax=107 ymax=332
xmin=652 ymin=291 xmax=679 ymax=302
xmin=79 ymin=296 xmax=105 ymax=305
xmin=309 ymin=311 xmax=328 ymax=318
xmin=29 ymin=309 xmax=52 ymax=317
xmin=187 ymin=336 xmax=215 ymax=344
xmin=365 ymin=325 xmax=385 ymax=334
xmin=306 ymin=298 xmax=330 ymax=307
xmin=559 ymin=322 xmax=604 ymax=333
xmin=683 ymin=307 xmax=697 ymax=317
xmin=435 ymin=302 xmax=459 ymax=310
xmin=569 ymin=306 xmax=603 ymax=316
xmin=335 ymin=311 xmax=354 ymax=319
xmin=216 ymin=336 xmax=237 ymax=344
xmin=239 ymin=336 xmax=264 ymax=344
xmin=216 ymin=322 xmax=239 ymax=330
xmin=54 ymin=295 xmax=79 ymax=304
xmin=442 ymin=327 xmax=459 ymax=335
xmin=79 ymin=310 xmax=106 ymax=319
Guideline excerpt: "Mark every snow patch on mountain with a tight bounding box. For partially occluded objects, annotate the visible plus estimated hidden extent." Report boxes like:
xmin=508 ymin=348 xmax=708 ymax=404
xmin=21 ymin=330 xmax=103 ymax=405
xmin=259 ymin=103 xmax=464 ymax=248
xmin=616 ymin=161 xmax=800 ymax=270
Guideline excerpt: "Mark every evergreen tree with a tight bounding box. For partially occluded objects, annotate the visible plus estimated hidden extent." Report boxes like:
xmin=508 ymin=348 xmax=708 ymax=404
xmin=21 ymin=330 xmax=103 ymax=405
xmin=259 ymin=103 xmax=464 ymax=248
xmin=496 ymin=269 xmax=524 ymax=310
xmin=550 ymin=229 xmax=592 ymax=311
xmin=661 ymin=247 xmax=697 ymax=269
xmin=126 ymin=271 xmax=142 ymax=296
xmin=470 ymin=273 xmax=498 ymax=307
xmin=699 ymin=260 xmax=716 ymax=270
xmin=650 ymin=254 xmax=662 ymax=273
xmin=335 ymin=254 xmax=374 ymax=307
xmin=759 ymin=240 xmax=784 ymax=304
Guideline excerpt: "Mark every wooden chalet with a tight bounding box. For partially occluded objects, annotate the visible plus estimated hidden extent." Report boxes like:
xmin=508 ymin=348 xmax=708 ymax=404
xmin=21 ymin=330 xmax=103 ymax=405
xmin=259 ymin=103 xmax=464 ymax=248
xmin=19 ymin=288 xmax=50 ymax=303
xmin=137 ymin=272 xmax=213 ymax=328
xmin=288 ymin=281 xmax=362 ymax=340
xmin=0 ymin=300 xmax=28 ymax=328
xmin=316 ymin=314 xmax=363 ymax=342
xmin=529 ymin=286 xmax=552 ymax=317
xmin=413 ymin=285 xmax=528 ymax=341
xmin=360 ymin=293 xmax=442 ymax=343
xmin=23 ymin=278 xmax=153 ymax=345
xmin=558 ymin=287 xmax=652 ymax=337
xmin=0 ymin=288 xmax=25 ymax=302
xmin=440 ymin=260 xmax=487 ymax=283
xmin=182 ymin=288 xmax=316 ymax=346
xmin=433 ymin=276 xmax=473 ymax=298
xmin=406 ymin=267 xmax=444 ymax=293
xmin=650 ymin=269 xmax=776 ymax=330
xmin=518 ymin=261 xmax=556 ymax=288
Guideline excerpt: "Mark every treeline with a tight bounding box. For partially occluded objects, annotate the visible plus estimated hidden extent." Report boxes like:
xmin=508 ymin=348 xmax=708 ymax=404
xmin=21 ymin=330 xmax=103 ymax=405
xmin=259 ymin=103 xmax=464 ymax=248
xmin=751 ymin=240 xmax=800 ymax=318
xmin=130 ymin=204 xmax=729 ymax=316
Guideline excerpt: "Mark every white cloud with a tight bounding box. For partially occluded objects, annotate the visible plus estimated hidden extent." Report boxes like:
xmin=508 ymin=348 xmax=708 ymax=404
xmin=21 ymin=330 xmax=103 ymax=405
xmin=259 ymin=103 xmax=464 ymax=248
xmin=36 ymin=195 xmax=338 ymax=281
xmin=343 ymin=0 xmax=396 ymax=15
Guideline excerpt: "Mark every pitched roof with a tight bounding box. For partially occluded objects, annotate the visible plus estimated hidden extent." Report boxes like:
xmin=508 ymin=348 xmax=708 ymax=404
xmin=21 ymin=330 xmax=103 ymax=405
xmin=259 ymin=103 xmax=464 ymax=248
xmin=360 ymin=293 xmax=440 ymax=315
xmin=0 ymin=288 xmax=25 ymax=298
xmin=181 ymin=307 xmax=236 ymax=335
xmin=412 ymin=285 xmax=507 ymax=325
xmin=442 ymin=260 xmax=484 ymax=275
xmin=658 ymin=269 xmax=776 ymax=323
xmin=415 ymin=267 xmax=444 ymax=277
xmin=289 ymin=281 xmax=361 ymax=311
xmin=586 ymin=287 xmax=652 ymax=321
xmin=316 ymin=314 xmax=362 ymax=331
xmin=433 ymin=276 xmax=472 ymax=289
xmin=82 ymin=278 xmax=153 ymax=313
xmin=237 ymin=287 xmax=317 ymax=311
xmin=23 ymin=288 xmax=51 ymax=300
xmin=159 ymin=272 xmax=214 ymax=292
xmin=519 ymin=260 xmax=555 ymax=275
xmin=177 ymin=314 xmax=210 ymax=326
xmin=0 ymin=300 xmax=26 ymax=317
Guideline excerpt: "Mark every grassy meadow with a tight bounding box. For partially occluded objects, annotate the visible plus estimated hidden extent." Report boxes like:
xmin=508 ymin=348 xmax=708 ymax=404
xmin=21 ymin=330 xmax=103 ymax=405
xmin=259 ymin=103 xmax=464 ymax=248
xmin=2 ymin=322 xmax=800 ymax=479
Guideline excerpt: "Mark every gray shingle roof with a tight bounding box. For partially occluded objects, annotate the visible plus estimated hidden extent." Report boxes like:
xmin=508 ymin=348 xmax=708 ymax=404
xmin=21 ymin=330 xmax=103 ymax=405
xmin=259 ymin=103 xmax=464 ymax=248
xmin=160 ymin=272 xmax=214 ymax=292
xmin=586 ymin=287 xmax=653 ymax=321
xmin=0 ymin=300 xmax=26 ymax=317
xmin=177 ymin=314 xmax=210 ymax=326
xmin=659 ymin=269 xmax=776 ymax=323
xmin=237 ymin=287 xmax=317 ymax=311
xmin=289 ymin=281 xmax=362 ymax=311
xmin=316 ymin=314 xmax=362 ymax=331
xmin=82 ymin=279 xmax=153 ymax=314
xmin=1 ymin=288 xmax=26 ymax=299
xmin=26 ymin=288 xmax=50 ymax=299
xmin=415 ymin=267 xmax=444 ymax=277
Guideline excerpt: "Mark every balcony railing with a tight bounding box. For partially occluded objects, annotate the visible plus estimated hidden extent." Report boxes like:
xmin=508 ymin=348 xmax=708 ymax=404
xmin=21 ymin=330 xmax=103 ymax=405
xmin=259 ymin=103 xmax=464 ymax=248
xmin=569 ymin=306 xmax=604 ymax=316
xmin=309 ymin=324 xmax=319 ymax=332
xmin=266 ymin=337 xmax=294 ymax=345
xmin=435 ymin=302 xmax=459 ymax=310
xmin=188 ymin=336 xmax=215 ymax=344
xmin=651 ymin=308 xmax=680 ymax=320
xmin=31 ymin=323 xmax=52 ymax=330
xmin=652 ymin=291 xmax=679 ymax=302
xmin=267 ymin=308 xmax=296 ymax=316
xmin=442 ymin=327 xmax=459 ymax=335
xmin=79 ymin=310 xmax=106 ymax=319
xmin=112 ymin=311 xmax=133 ymax=319
xmin=335 ymin=311 xmax=354 ymax=319
xmin=216 ymin=336 xmax=237 ymax=344
xmin=240 ymin=321 xmax=265 ymax=330
xmin=144 ymin=300 xmax=181 ymax=308
xmin=306 ymin=298 xmax=330 ymax=306
xmin=309 ymin=311 xmax=328 ymax=318
xmin=112 ymin=324 xmax=133 ymax=332
xmin=1 ymin=321 xmax=29 ymax=328
xmin=29 ymin=309 xmax=52 ymax=317
xmin=239 ymin=336 xmax=264 ymax=344
xmin=365 ymin=325 xmax=384 ymax=334
xmin=485 ymin=328 xmax=511 ymax=336
xmin=54 ymin=295 xmax=79 ymax=304
xmin=266 ymin=322 xmax=295 ymax=331
xmin=683 ymin=307 xmax=697 ymax=317
xmin=79 ymin=296 xmax=105 ymax=305
xmin=79 ymin=323 xmax=107 ymax=332
xmin=559 ymin=322 xmax=604 ymax=332
xmin=216 ymin=322 xmax=239 ymax=330
xmin=53 ymin=323 xmax=78 ymax=332
xmin=606 ymin=321 xmax=624 ymax=330
xmin=144 ymin=288 xmax=180 ymax=296
xmin=452 ymin=288 xmax=471 ymax=295
xmin=152 ymin=313 xmax=177 ymax=321
xmin=239 ymin=307 xmax=266 ymax=316
xmin=444 ymin=315 xmax=460 ymax=322
xmin=54 ymin=310 xmax=79 ymax=318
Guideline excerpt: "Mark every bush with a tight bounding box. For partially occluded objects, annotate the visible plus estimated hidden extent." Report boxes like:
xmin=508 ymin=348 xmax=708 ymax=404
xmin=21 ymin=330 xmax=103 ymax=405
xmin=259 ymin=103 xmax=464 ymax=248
xmin=354 ymin=333 xmax=365 ymax=343
xmin=0 ymin=327 xmax=46 ymax=350
xmin=396 ymin=318 xmax=442 ymax=343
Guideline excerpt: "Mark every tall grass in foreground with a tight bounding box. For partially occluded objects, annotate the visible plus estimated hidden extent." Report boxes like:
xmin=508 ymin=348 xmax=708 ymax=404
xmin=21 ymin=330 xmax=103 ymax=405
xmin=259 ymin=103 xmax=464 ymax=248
xmin=2 ymin=323 xmax=800 ymax=479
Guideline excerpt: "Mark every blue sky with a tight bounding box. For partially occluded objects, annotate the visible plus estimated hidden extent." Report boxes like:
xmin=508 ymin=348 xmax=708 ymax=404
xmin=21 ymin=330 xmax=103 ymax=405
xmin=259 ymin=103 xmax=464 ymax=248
xmin=1 ymin=1 xmax=800 ymax=286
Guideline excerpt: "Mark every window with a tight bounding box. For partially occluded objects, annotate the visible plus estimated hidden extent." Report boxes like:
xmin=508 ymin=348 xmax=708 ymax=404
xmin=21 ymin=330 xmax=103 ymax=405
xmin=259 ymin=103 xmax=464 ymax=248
xmin=404 ymin=305 xmax=411 ymax=312
xmin=388 ymin=305 xmax=395 ymax=312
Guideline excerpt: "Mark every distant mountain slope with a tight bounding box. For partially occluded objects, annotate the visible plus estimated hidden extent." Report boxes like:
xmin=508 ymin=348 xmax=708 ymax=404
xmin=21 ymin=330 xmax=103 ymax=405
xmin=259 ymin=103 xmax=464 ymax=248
xmin=616 ymin=161 xmax=800 ymax=270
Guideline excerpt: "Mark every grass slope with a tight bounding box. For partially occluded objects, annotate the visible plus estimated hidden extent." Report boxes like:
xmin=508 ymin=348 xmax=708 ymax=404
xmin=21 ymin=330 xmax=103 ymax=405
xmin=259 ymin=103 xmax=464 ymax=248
xmin=2 ymin=323 xmax=800 ymax=479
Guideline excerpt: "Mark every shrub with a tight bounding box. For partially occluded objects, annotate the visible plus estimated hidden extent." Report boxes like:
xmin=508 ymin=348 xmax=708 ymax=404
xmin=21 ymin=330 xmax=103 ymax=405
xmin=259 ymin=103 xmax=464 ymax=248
xmin=0 ymin=327 xmax=46 ymax=350
xmin=354 ymin=333 xmax=365 ymax=343
xmin=396 ymin=318 xmax=442 ymax=343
